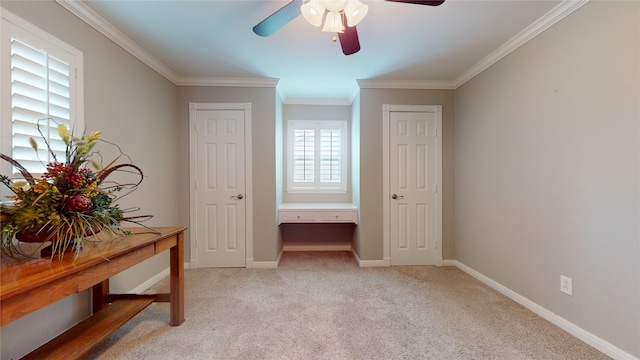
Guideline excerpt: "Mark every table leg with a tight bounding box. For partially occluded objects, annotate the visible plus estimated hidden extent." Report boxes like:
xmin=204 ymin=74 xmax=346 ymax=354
xmin=169 ymin=231 xmax=185 ymax=325
xmin=92 ymin=280 xmax=109 ymax=313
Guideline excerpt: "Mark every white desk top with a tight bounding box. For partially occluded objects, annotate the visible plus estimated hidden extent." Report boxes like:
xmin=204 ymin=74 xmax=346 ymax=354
xmin=279 ymin=203 xmax=357 ymax=210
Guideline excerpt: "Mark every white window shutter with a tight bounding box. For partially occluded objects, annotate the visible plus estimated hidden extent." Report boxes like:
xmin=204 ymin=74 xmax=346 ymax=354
xmin=10 ymin=37 xmax=71 ymax=175
xmin=287 ymin=120 xmax=347 ymax=193
xmin=319 ymin=129 xmax=341 ymax=182
xmin=293 ymin=129 xmax=314 ymax=182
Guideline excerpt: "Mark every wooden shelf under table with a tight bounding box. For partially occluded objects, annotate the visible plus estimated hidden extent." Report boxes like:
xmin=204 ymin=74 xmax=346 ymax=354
xmin=21 ymin=297 xmax=155 ymax=360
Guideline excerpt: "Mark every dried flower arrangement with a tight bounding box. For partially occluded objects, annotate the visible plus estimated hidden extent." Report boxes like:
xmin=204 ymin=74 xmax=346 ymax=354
xmin=0 ymin=120 xmax=150 ymax=260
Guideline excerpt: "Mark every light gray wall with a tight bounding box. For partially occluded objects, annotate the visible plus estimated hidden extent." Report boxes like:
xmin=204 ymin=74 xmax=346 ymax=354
xmin=282 ymin=103 xmax=353 ymax=204
xmin=453 ymin=1 xmax=639 ymax=357
xmin=358 ymin=89 xmax=455 ymax=261
xmin=276 ymin=94 xmax=284 ymax=251
xmin=176 ymin=86 xmax=279 ymax=262
xmin=351 ymin=93 xmax=362 ymax=254
xmin=0 ymin=1 xmax=180 ymax=358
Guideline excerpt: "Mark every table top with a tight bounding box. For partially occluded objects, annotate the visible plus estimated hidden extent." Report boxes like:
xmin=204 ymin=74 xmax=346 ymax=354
xmin=1 ymin=226 xmax=186 ymax=301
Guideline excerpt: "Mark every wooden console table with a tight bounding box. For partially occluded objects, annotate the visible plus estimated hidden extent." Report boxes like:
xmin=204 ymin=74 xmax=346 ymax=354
xmin=0 ymin=226 xmax=186 ymax=359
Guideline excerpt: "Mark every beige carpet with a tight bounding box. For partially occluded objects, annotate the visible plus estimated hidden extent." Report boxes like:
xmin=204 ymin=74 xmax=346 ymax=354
xmin=82 ymin=251 xmax=609 ymax=360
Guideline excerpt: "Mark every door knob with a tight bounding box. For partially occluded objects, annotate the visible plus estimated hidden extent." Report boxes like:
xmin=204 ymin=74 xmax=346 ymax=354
xmin=232 ymin=194 xmax=244 ymax=200
xmin=392 ymin=194 xmax=404 ymax=200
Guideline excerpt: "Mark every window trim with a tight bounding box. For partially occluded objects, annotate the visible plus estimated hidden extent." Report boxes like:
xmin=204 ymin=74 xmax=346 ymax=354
xmin=286 ymin=119 xmax=348 ymax=194
xmin=1 ymin=9 xmax=84 ymax=187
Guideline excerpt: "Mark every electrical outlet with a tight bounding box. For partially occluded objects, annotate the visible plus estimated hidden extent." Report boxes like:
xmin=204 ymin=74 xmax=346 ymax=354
xmin=560 ymin=275 xmax=573 ymax=296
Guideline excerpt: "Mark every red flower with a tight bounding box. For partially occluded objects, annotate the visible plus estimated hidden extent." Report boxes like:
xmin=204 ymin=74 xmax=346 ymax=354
xmin=63 ymin=194 xmax=93 ymax=213
xmin=44 ymin=163 xmax=92 ymax=189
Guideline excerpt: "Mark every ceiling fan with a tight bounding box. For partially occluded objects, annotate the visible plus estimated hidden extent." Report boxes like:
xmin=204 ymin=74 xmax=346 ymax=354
xmin=253 ymin=0 xmax=445 ymax=56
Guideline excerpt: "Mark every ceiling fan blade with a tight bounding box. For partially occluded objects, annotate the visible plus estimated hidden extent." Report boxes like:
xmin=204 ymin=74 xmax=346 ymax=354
xmin=253 ymin=0 xmax=303 ymax=37
xmin=338 ymin=25 xmax=361 ymax=56
xmin=385 ymin=0 xmax=445 ymax=5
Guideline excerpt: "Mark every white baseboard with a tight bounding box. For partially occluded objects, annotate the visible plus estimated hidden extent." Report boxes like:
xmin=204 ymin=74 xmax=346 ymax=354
xmin=452 ymin=260 xmax=638 ymax=360
xmin=130 ymin=267 xmax=170 ymax=294
xmin=246 ymin=249 xmax=282 ymax=268
xmin=352 ymin=250 xmax=390 ymax=267
xmin=245 ymin=259 xmax=279 ymax=268
xmin=353 ymin=253 xmax=447 ymax=268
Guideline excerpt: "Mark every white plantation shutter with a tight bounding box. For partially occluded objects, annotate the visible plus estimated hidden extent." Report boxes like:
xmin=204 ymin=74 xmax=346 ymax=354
xmin=320 ymin=129 xmax=341 ymax=182
xmin=1 ymin=12 xmax=82 ymax=182
xmin=287 ymin=120 xmax=347 ymax=193
xmin=293 ymin=129 xmax=314 ymax=182
xmin=11 ymin=38 xmax=71 ymax=175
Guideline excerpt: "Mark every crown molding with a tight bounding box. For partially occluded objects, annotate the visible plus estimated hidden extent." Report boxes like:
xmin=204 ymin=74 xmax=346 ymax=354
xmin=54 ymin=0 xmax=180 ymax=84
xmin=56 ymin=0 xmax=588 ymax=94
xmin=452 ymin=0 xmax=589 ymax=88
xmin=358 ymin=0 xmax=588 ymax=91
xmin=55 ymin=0 xmax=281 ymax=89
xmin=175 ymin=76 xmax=279 ymax=88
xmin=357 ymin=79 xmax=455 ymax=90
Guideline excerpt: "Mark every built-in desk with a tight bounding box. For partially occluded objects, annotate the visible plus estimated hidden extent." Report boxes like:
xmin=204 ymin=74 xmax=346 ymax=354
xmin=278 ymin=203 xmax=358 ymax=224
xmin=0 ymin=226 xmax=186 ymax=359
xmin=278 ymin=204 xmax=358 ymax=251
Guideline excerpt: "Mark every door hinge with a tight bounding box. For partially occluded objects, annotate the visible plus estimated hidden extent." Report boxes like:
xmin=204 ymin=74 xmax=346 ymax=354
xmin=434 ymin=184 xmax=438 ymax=193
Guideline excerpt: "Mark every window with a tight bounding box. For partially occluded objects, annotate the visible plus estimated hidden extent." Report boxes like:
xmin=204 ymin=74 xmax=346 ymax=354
xmin=1 ymin=10 xmax=83 ymax=184
xmin=287 ymin=120 xmax=347 ymax=193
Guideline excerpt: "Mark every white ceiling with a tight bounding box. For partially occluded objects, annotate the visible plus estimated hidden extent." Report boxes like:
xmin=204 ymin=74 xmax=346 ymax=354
xmin=62 ymin=0 xmax=576 ymax=101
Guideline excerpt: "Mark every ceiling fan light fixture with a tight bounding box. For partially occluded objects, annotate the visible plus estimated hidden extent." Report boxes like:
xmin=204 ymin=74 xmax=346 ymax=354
xmin=301 ymin=0 xmax=325 ymax=27
xmin=321 ymin=11 xmax=345 ymax=33
xmin=323 ymin=0 xmax=349 ymax=12
xmin=256 ymin=0 xmax=446 ymax=56
xmin=343 ymin=0 xmax=368 ymax=27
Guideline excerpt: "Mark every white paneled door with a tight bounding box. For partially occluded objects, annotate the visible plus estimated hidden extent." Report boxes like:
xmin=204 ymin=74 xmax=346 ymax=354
xmin=194 ymin=108 xmax=246 ymax=267
xmin=385 ymin=105 xmax=442 ymax=266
